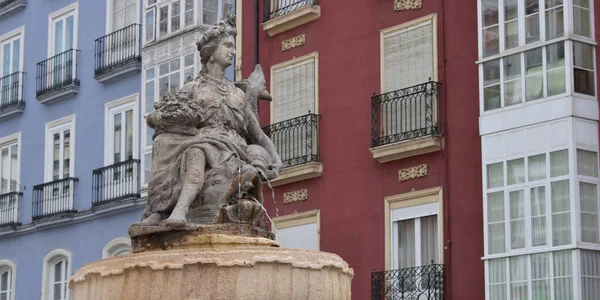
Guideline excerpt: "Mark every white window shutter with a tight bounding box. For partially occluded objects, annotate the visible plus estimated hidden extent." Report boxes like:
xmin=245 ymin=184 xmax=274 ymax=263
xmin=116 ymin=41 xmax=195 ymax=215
xmin=278 ymin=223 xmax=318 ymax=251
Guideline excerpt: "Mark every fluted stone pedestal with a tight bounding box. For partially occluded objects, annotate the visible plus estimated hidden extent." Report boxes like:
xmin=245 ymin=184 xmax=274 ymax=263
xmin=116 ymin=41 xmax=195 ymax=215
xmin=70 ymin=225 xmax=353 ymax=299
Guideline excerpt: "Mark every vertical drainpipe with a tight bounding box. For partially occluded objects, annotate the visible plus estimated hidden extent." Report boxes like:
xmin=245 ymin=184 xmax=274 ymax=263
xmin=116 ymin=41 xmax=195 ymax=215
xmin=440 ymin=0 xmax=452 ymax=298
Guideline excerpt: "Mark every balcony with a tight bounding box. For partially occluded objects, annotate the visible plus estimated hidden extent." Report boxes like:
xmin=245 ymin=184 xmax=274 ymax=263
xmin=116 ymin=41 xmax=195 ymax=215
xmin=0 ymin=0 xmax=26 ymax=19
xmin=0 ymin=72 xmax=24 ymax=121
xmin=94 ymin=24 xmax=142 ymax=83
xmin=371 ymin=264 xmax=445 ymax=300
xmin=262 ymin=113 xmax=322 ymax=187
xmin=262 ymin=0 xmax=320 ymax=36
xmin=0 ymin=192 xmax=21 ymax=227
xmin=92 ymin=159 xmax=140 ymax=206
xmin=32 ymin=178 xmax=78 ymax=220
xmin=36 ymin=49 xmax=81 ymax=104
xmin=370 ymin=81 xmax=441 ymax=163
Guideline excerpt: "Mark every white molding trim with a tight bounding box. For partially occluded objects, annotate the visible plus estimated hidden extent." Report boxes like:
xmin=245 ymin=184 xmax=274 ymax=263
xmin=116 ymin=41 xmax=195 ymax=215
xmin=44 ymin=115 xmax=76 ymax=182
xmin=0 ymin=259 xmax=16 ymax=300
xmin=47 ymin=2 xmax=79 ymax=57
xmin=102 ymin=237 xmax=132 ymax=259
xmin=104 ymin=94 xmax=140 ymax=165
xmin=0 ymin=132 xmax=20 ymax=148
xmin=40 ymin=248 xmax=72 ymax=300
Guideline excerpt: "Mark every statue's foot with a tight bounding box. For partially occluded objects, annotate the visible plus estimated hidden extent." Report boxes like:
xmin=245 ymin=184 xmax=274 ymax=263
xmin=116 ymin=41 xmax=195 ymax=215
xmin=131 ymin=213 xmax=162 ymax=226
xmin=161 ymin=215 xmax=188 ymax=229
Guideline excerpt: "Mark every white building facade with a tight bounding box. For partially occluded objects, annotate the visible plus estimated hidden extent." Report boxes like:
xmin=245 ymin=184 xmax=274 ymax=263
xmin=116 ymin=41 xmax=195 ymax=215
xmin=478 ymin=0 xmax=600 ymax=299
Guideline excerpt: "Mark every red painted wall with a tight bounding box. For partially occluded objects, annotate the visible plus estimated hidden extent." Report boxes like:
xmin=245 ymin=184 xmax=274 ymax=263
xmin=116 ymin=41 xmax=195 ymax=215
xmin=240 ymin=0 xmax=483 ymax=299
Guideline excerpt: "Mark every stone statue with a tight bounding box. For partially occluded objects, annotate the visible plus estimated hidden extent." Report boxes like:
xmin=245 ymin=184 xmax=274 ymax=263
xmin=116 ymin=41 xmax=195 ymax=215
xmin=134 ymin=6 xmax=282 ymax=229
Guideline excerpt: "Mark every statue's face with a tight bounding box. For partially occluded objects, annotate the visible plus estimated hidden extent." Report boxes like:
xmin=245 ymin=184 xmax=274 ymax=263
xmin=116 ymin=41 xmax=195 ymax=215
xmin=212 ymin=36 xmax=236 ymax=68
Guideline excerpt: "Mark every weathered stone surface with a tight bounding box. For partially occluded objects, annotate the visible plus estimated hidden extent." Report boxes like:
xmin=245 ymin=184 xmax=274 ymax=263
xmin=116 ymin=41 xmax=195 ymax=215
xmin=70 ymin=236 xmax=353 ymax=300
xmin=130 ymin=226 xmax=276 ymax=253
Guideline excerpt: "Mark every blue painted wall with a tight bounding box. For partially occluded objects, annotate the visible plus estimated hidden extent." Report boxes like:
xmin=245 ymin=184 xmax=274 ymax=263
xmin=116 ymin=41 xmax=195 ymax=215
xmin=0 ymin=0 xmax=236 ymax=299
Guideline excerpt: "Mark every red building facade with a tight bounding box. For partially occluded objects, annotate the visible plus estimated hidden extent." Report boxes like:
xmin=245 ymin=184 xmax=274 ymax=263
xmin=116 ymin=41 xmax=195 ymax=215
xmin=237 ymin=0 xmax=482 ymax=298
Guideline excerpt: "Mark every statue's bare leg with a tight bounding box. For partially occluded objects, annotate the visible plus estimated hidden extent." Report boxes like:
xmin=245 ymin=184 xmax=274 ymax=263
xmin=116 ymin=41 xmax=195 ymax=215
xmin=162 ymin=149 xmax=206 ymax=227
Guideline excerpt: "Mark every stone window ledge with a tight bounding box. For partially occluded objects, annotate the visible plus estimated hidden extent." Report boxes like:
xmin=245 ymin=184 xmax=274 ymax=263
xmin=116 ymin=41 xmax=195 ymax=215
xmin=37 ymin=84 xmax=79 ymax=104
xmin=0 ymin=0 xmax=26 ymax=19
xmin=263 ymin=5 xmax=321 ymax=36
xmin=268 ymin=162 xmax=323 ymax=187
xmin=0 ymin=103 xmax=24 ymax=121
xmin=95 ymin=60 xmax=141 ymax=84
xmin=370 ymin=136 xmax=441 ymax=163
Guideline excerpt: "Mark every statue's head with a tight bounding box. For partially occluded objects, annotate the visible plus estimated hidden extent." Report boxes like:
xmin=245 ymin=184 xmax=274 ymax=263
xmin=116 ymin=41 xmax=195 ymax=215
xmin=196 ymin=8 xmax=237 ymax=70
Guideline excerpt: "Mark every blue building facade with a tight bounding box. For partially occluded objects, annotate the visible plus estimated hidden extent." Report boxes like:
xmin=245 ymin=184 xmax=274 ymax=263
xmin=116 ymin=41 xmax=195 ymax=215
xmin=0 ymin=0 xmax=229 ymax=299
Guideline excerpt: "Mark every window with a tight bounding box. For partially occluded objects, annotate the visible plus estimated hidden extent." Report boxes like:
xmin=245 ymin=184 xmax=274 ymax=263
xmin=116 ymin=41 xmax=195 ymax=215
xmin=573 ymin=41 xmax=595 ymax=96
xmin=110 ymin=0 xmax=137 ymax=32
xmin=485 ymin=149 xmax=572 ymax=255
xmin=105 ymin=96 xmax=139 ymax=197
xmin=271 ymin=53 xmax=317 ymax=123
xmin=574 ymin=0 xmax=592 ymax=37
xmin=578 ymin=149 xmax=599 ymax=244
xmin=382 ymin=16 xmax=435 ymax=93
xmin=106 ymin=98 xmax=137 ymax=165
xmin=487 ymin=251 xmax=573 ymax=300
xmin=480 ymin=0 xmax=571 ymax=57
xmin=144 ymin=8 xmax=156 ymax=43
xmin=0 ymin=28 xmax=23 ymax=107
xmin=102 ymin=237 xmax=132 ymax=258
xmin=141 ymin=53 xmax=196 ymax=185
xmin=394 ymin=214 xmax=439 ymax=268
xmin=272 ymin=210 xmax=319 ymax=251
xmin=203 ymin=0 xmax=218 ymax=25
xmin=45 ymin=117 xmax=75 ymax=183
xmin=581 ymin=250 xmax=600 ymax=299
xmin=0 ymin=260 xmax=15 ymax=300
xmin=0 ymin=134 xmax=19 ymax=195
xmin=184 ymin=0 xmax=194 ymax=27
xmin=482 ymin=42 xmax=568 ymax=112
xmin=41 ymin=249 xmax=71 ymax=300
xmin=49 ymin=3 xmax=78 ymax=56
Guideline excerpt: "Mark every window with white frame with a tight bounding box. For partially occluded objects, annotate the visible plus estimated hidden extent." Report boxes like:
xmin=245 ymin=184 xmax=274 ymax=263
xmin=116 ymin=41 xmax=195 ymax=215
xmin=0 ymin=260 xmax=15 ymax=300
xmin=0 ymin=28 xmax=23 ymax=106
xmin=486 ymin=148 xmax=572 ymax=255
xmin=382 ymin=16 xmax=435 ymax=93
xmin=577 ymin=148 xmax=600 ymax=244
xmin=273 ymin=210 xmax=319 ymax=251
xmin=144 ymin=0 xmax=216 ymax=44
xmin=271 ymin=54 xmax=317 ymax=123
xmin=391 ymin=203 xmax=439 ymax=269
xmin=49 ymin=3 xmax=78 ymax=56
xmin=45 ymin=118 xmax=75 ymax=183
xmin=42 ymin=250 xmax=71 ymax=300
xmin=109 ymin=0 xmax=138 ymax=32
xmin=0 ymin=136 xmax=18 ymax=195
xmin=581 ymin=250 xmax=600 ymax=299
xmin=142 ymin=52 xmax=196 ymax=185
xmin=479 ymin=0 xmax=587 ymax=58
xmin=102 ymin=237 xmax=132 ymax=258
xmin=487 ymin=250 xmax=573 ymax=300
xmin=481 ymin=40 xmax=595 ymax=112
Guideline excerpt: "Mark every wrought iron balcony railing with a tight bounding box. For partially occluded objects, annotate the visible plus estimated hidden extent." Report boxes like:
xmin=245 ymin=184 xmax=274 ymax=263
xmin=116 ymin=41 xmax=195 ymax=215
xmin=36 ymin=49 xmax=80 ymax=98
xmin=371 ymin=81 xmax=440 ymax=148
xmin=0 ymin=71 xmax=24 ymax=111
xmin=262 ymin=113 xmax=320 ymax=168
xmin=32 ymin=177 xmax=78 ymax=220
xmin=263 ymin=0 xmax=317 ymax=22
xmin=92 ymin=159 xmax=140 ymax=206
xmin=0 ymin=192 xmax=21 ymax=226
xmin=372 ymin=264 xmax=445 ymax=300
xmin=94 ymin=24 xmax=142 ymax=77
